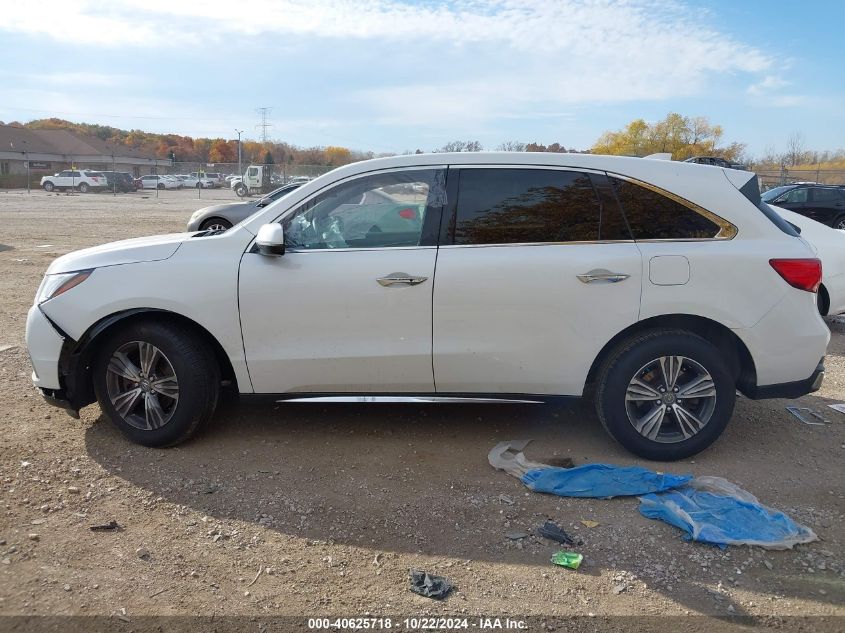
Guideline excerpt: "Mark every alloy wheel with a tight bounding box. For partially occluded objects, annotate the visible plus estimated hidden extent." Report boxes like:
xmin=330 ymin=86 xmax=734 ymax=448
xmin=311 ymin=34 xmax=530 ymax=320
xmin=105 ymin=341 xmax=179 ymax=430
xmin=624 ymin=355 xmax=717 ymax=443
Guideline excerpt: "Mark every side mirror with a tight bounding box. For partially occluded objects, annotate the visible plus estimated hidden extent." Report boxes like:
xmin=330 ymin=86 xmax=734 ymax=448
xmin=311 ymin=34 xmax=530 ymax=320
xmin=256 ymin=223 xmax=285 ymax=256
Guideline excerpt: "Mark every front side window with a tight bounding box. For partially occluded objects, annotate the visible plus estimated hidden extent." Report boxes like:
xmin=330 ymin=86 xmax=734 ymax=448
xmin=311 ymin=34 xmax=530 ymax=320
xmin=780 ymin=187 xmax=808 ymax=204
xmin=451 ymin=168 xmax=627 ymax=245
xmin=610 ymin=176 xmax=724 ymax=240
xmin=283 ymin=169 xmax=445 ymax=250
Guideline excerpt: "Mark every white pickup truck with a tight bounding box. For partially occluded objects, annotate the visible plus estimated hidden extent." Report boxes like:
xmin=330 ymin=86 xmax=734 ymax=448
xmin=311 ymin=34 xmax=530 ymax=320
xmin=41 ymin=170 xmax=107 ymax=193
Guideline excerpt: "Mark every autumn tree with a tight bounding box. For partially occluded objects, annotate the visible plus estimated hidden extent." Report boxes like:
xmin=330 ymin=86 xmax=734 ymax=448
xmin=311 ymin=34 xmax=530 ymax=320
xmin=209 ymin=139 xmax=237 ymax=163
xmin=325 ymin=146 xmax=352 ymax=166
xmin=592 ymin=113 xmax=743 ymax=161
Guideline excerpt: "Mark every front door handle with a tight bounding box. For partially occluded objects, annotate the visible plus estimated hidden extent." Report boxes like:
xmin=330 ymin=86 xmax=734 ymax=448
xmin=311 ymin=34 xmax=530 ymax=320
xmin=377 ymin=272 xmax=428 ymax=287
xmin=577 ymin=269 xmax=630 ymax=284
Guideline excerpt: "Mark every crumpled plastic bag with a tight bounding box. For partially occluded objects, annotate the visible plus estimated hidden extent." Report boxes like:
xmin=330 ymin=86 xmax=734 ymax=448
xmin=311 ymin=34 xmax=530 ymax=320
xmin=488 ymin=440 xmax=692 ymax=498
xmin=638 ymin=476 xmax=818 ymax=550
xmin=409 ymin=569 xmax=453 ymax=600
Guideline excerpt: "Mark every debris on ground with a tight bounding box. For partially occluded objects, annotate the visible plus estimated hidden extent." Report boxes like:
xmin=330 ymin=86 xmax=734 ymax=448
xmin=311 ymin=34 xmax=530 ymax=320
xmin=408 ymin=569 xmax=453 ymax=600
xmin=580 ymin=520 xmax=600 ymax=528
xmin=89 ymin=520 xmax=121 ymax=532
xmin=506 ymin=531 xmax=529 ymax=540
xmin=536 ymin=521 xmax=580 ymax=546
xmin=490 ymin=441 xmax=816 ymax=550
xmin=638 ymin=476 xmax=818 ymax=549
xmin=827 ymin=403 xmax=845 ymax=415
xmin=786 ymin=406 xmax=826 ymax=425
xmin=488 ymin=440 xmax=692 ymax=498
xmin=550 ymin=551 xmax=583 ymax=570
xmin=542 ymin=456 xmax=575 ymax=468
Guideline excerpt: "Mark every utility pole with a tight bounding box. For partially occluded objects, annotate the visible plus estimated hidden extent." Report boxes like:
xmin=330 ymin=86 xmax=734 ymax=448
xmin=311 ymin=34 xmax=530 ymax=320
xmin=235 ymin=129 xmax=244 ymax=176
xmin=256 ymin=107 xmax=272 ymax=144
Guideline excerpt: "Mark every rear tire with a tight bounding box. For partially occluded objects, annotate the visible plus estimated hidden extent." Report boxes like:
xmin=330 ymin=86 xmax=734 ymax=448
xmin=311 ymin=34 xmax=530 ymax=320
xmin=157 ymin=183 xmax=165 ymax=190
xmin=93 ymin=320 xmax=220 ymax=447
xmin=594 ymin=329 xmax=735 ymax=461
xmin=832 ymin=215 xmax=845 ymax=230
xmin=78 ymin=182 xmax=90 ymax=193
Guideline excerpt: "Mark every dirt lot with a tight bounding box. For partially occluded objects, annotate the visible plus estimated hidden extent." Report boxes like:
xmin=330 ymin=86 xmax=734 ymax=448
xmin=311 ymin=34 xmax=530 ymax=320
xmin=0 ymin=189 xmax=843 ymax=630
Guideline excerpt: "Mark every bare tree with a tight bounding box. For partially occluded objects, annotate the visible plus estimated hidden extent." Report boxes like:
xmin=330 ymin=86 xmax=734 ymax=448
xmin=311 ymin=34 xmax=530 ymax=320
xmin=497 ymin=141 xmax=526 ymax=152
xmin=437 ymin=140 xmax=483 ymax=152
xmin=786 ymin=131 xmax=805 ymax=166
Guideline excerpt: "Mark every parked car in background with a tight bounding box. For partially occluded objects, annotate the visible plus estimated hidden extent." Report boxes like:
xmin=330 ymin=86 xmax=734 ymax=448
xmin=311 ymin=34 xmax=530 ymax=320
xmin=97 ymin=171 xmax=135 ymax=193
xmin=26 ymin=153 xmax=828 ymax=461
xmin=40 ymin=170 xmax=107 ymax=193
xmin=684 ymin=156 xmax=746 ymax=170
xmin=187 ymin=182 xmax=303 ymax=231
xmin=139 ymin=175 xmax=179 ymax=190
xmin=773 ymin=206 xmax=845 ymax=316
xmin=175 ymin=175 xmax=200 ymax=188
xmin=761 ymin=184 xmax=845 ymax=229
xmin=190 ymin=172 xmax=217 ymax=188
xmin=206 ymin=173 xmax=225 ymax=187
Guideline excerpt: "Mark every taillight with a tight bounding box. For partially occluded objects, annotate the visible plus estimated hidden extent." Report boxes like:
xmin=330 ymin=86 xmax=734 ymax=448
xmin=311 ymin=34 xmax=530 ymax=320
xmin=769 ymin=258 xmax=822 ymax=292
xmin=398 ymin=208 xmax=417 ymax=220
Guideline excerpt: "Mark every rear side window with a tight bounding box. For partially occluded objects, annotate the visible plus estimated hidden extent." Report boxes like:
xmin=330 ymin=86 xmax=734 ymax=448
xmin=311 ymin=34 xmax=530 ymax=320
xmin=452 ymin=168 xmax=628 ymax=245
xmin=811 ymin=188 xmax=843 ymax=202
xmin=609 ymin=176 xmax=722 ymax=240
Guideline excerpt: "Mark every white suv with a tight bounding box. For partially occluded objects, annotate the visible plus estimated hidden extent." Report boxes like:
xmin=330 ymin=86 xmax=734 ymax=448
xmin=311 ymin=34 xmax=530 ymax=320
xmin=25 ymin=153 xmax=829 ymax=460
xmin=41 ymin=170 xmax=107 ymax=193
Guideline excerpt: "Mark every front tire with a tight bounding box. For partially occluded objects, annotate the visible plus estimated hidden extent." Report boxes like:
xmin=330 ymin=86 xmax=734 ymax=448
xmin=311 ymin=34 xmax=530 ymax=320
xmin=43 ymin=181 xmax=54 ymax=192
xmin=93 ymin=320 xmax=220 ymax=447
xmin=832 ymin=215 xmax=845 ymax=230
xmin=200 ymin=217 xmax=233 ymax=231
xmin=234 ymin=183 xmax=247 ymax=197
xmin=594 ymin=329 xmax=735 ymax=461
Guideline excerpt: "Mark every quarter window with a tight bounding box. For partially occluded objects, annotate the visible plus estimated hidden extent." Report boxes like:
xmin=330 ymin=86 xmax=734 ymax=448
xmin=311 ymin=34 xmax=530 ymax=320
xmin=452 ymin=168 xmax=628 ymax=245
xmin=284 ymin=169 xmax=445 ymax=250
xmin=610 ymin=176 xmax=722 ymax=240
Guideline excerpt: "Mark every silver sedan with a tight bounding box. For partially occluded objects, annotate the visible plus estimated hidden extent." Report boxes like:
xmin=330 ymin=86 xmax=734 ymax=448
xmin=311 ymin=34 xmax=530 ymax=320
xmin=186 ymin=182 xmax=303 ymax=232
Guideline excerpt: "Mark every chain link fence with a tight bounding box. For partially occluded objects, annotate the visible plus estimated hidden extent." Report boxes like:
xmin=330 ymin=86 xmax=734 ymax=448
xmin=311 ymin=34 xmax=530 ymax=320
xmin=756 ymin=168 xmax=845 ymax=191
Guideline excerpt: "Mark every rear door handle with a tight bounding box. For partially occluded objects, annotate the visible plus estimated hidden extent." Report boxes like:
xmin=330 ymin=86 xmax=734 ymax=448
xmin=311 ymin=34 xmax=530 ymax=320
xmin=577 ymin=269 xmax=630 ymax=284
xmin=377 ymin=272 xmax=428 ymax=287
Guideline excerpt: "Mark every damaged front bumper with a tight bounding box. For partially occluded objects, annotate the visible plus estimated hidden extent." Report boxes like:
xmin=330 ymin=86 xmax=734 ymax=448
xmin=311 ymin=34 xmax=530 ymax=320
xmin=26 ymin=305 xmax=82 ymax=419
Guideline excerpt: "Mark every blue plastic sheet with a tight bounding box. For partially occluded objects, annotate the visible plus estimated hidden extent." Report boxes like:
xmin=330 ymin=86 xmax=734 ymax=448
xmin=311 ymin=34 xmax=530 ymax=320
xmin=638 ymin=477 xmax=818 ymax=549
xmin=521 ymin=464 xmax=693 ymax=499
xmin=488 ymin=442 xmax=817 ymax=550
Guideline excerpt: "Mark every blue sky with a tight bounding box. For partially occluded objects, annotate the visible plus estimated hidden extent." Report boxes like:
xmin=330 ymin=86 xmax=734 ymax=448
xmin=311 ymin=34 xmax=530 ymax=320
xmin=0 ymin=0 xmax=842 ymax=157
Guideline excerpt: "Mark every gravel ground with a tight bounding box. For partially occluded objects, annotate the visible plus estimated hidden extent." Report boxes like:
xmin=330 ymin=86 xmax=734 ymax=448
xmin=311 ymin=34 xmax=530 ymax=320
xmin=0 ymin=189 xmax=843 ymax=630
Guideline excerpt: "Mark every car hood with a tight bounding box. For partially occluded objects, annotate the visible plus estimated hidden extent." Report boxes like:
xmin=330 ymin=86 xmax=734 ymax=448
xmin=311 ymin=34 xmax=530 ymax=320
xmin=46 ymin=233 xmax=191 ymax=274
xmin=195 ymin=201 xmax=256 ymax=215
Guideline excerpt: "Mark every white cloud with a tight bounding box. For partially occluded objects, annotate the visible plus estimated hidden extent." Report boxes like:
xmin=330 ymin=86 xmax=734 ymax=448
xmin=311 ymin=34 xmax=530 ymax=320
xmin=0 ymin=0 xmax=781 ymax=140
xmin=747 ymin=75 xmax=789 ymax=96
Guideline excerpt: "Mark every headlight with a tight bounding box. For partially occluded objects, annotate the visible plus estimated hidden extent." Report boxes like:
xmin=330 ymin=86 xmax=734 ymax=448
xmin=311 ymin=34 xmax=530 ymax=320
xmin=37 ymin=270 xmax=93 ymax=304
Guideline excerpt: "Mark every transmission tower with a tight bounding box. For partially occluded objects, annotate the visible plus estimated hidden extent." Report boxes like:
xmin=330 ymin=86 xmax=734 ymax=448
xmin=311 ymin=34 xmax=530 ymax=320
xmin=256 ymin=107 xmax=273 ymax=143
